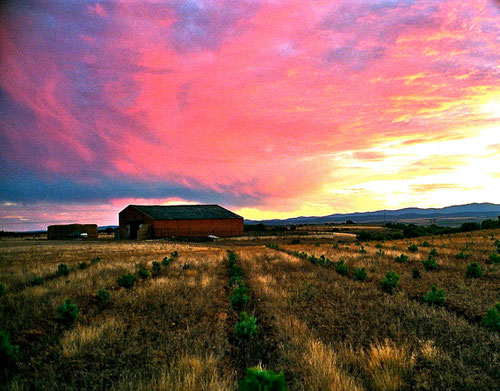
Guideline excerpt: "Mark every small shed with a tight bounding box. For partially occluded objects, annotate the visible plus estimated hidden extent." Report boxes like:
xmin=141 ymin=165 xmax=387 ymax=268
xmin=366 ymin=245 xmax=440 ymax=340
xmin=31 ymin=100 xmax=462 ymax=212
xmin=118 ymin=204 xmax=244 ymax=239
xmin=47 ymin=224 xmax=98 ymax=240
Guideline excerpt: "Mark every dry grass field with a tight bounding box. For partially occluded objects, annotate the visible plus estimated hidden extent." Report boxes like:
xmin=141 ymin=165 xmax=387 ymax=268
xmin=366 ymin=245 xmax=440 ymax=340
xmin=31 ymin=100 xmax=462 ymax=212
xmin=0 ymin=229 xmax=499 ymax=390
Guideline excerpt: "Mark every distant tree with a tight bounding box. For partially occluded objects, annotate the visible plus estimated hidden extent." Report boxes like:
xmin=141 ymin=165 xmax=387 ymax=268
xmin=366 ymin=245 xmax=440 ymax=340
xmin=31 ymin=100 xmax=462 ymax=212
xmin=105 ymin=227 xmax=114 ymax=235
xmin=346 ymin=220 xmax=355 ymax=224
xmin=460 ymin=222 xmax=480 ymax=232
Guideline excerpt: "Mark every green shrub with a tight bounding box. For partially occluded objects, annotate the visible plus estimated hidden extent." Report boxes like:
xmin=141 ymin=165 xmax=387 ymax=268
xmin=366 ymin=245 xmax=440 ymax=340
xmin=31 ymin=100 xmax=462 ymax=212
xmin=455 ymin=251 xmax=469 ymax=260
xmin=117 ymin=273 xmax=137 ymax=288
xmin=56 ymin=299 xmax=79 ymax=324
xmin=56 ymin=263 xmax=70 ymax=276
xmin=466 ymin=262 xmax=482 ymax=278
xmin=375 ymin=243 xmax=383 ymax=249
xmin=31 ymin=276 xmax=44 ymax=286
xmin=488 ymin=253 xmax=500 ymax=264
xmin=380 ymin=272 xmax=399 ymax=293
xmin=162 ymin=256 xmax=173 ymax=266
xmin=429 ymin=248 xmax=438 ymax=257
xmin=359 ymin=245 xmax=367 ymax=254
xmin=96 ymin=289 xmax=110 ymax=301
xmin=238 ymin=367 xmax=287 ymax=391
xmin=151 ymin=261 xmax=161 ymax=275
xmin=422 ymin=257 xmax=439 ymax=271
xmin=230 ymin=284 xmax=249 ymax=309
xmin=424 ymin=286 xmax=446 ymax=306
xmin=234 ymin=312 xmax=258 ymax=340
xmin=90 ymin=257 xmax=101 ymax=264
xmin=482 ymin=302 xmax=500 ymax=332
xmin=170 ymin=251 xmax=179 ymax=258
xmin=353 ymin=267 xmax=367 ymax=282
xmin=421 ymin=241 xmax=430 ymax=247
xmin=335 ymin=259 xmax=348 ymax=275
xmin=229 ymin=275 xmax=243 ymax=287
xmin=291 ymin=238 xmax=301 ymax=245
xmin=0 ymin=329 xmax=19 ymax=369
xmin=137 ymin=269 xmax=150 ymax=280
xmin=408 ymin=244 xmax=418 ymax=252
xmin=0 ymin=283 xmax=6 ymax=297
xmin=395 ymin=254 xmax=409 ymax=263
xmin=412 ymin=268 xmax=421 ymax=279
xmin=77 ymin=262 xmax=89 ymax=270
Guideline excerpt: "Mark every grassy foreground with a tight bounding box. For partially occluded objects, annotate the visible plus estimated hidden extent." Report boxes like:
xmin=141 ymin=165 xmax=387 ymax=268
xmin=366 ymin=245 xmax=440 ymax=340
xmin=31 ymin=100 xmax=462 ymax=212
xmin=0 ymin=229 xmax=499 ymax=390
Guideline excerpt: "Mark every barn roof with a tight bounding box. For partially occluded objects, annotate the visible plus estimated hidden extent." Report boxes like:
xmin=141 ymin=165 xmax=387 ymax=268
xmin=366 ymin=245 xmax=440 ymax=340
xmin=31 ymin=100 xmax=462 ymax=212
xmin=128 ymin=204 xmax=243 ymax=220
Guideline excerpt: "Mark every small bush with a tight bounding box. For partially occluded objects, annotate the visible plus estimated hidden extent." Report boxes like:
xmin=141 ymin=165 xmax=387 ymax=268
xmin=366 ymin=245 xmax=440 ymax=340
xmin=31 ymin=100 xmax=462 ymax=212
xmin=395 ymin=254 xmax=409 ymax=263
xmin=422 ymin=257 xmax=439 ymax=271
xmin=412 ymin=268 xmax=421 ymax=279
xmin=335 ymin=259 xmax=348 ymax=275
xmin=455 ymin=251 xmax=469 ymax=260
xmin=408 ymin=244 xmax=418 ymax=253
xmin=151 ymin=261 xmax=161 ymax=275
xmin=31 ymin=276 xmax=44 ymax=286
xmin=90 ymin=257 xmax=101 ymax=264
xmin=488 ymin=253 xmax=500 ymax=264
xmin=353 ymin=267 xmax=367 ymax=281
xmin=238 ymin=367 xmax=287 ymax=391
xmin=162 ymin=256 xmax=172 ymax=266
xmin=56 ymin=299 xmax=79 ymax=324
xmin=77 ymin=262 xmax=89 ymax=270
xmin=466 ymin=263 xmax=482 ymax=278
xmin=56 ymin=263 xmax=70 ymax=276
xmin=0 ymin=283 xmax=6 ymax=297
xmin=482 ymin=302 xmax=500 ymax=332
xmin=359 ymin=245 xmax=367 ymax=254
xmin=421 ymin=241 xmax=430 ymax=247
xmin=424 ymin=286 xmax=446 ymax=306
xmin=380 ymin=272 xmax=399 ymax=293
xmin=137 ymin=269 xmax=150 ymax=280
xmin=170 ymin=251 xmax=179 ymax=259
xmin=429 ymin=248 xmax=438 ymax=257
xmin=234 ymin=312 xmax=258 ymax=340
xmin=96 ymin=289 xmax=110 ymax=301
xmin=229 ymin=275 xmax=243 ymax=287
xmin=375 ymin=243 xmax=383 ymax=249
xmin=230 ymin=284 xmax=249 ymax=309
xmin=0 ymin=329 xmax=19 ymax=369
xmin=117 ymin=273 xmax=137 ymax=288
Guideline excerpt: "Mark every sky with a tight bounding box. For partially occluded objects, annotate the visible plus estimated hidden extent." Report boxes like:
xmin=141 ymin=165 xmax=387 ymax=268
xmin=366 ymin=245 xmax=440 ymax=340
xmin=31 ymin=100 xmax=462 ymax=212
xmin=0 ymin=0 xmax=499 ymax=231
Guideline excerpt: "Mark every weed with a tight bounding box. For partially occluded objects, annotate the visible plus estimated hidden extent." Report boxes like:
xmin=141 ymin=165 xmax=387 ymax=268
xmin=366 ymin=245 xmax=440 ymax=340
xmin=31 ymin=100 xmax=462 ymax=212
xmin=56 ymin=263 xmax=70 ymax=276
xmin=424 ymin=286 xmax=446 ymax=306
xmin=335 ymin=259 xmax=348 ymax=275
xmin=359 ymin=245 xmax=367 ymax=254
xmin=151 ymin=261 xmax=161 ymax=275
xmin=412 ymin=269 xmax=421 ymax=279
xmin=90 ymin=257 xmax=101 ymax=264
xmin=380 ymin=272 xmax=399 ymax=294
xmin=421 ymin=241 xmax=430 ymax=247
xmin=482 ymin=303 xmax=500 ymax=332
xmin=234 ymin=312 xmax=258 ymax=340
xmin=56 ymin=299 xmax=79 ymax=325
xmin=0 ymin=283 xmax=6 ymax=297
xmin=408 ymin=244 xmax=418 ymax=253
xmin=77 ymin=262 xmax=89 ymax=270
xmin=0 ymin=329 xmax=18 ymax=369
xmin=230 ymin=284 xmax=249 ymax=309
xmin=117 ymin=273 xmax=137 ymax=288
xmin=31 ymin=276 xmax=44 ymax=286
xmin=429 ymin=248 xmax=438 ymax=257
xmin=375 ymin=243 xmax=384 ymax=249
xmin=455 ymin=251 xmax=469 ymax=260
xmin=377 ymin=249 xmax=385 ymax=256
xmin=466 ymin=263 xmax=482 ymax=278
xmin=488 ymin=253 xmax=500 ymax=264
xmin=137 ymin=269 xmax=150 ymax=280
xmin=353 ymin=267 xmax=367 ymax=282
xmin=395 ymin=254 xmax=408 ymax=263
xmin=422 ymin=257 xmax=439 ymax=271
xmin=238 ymin=367 xmax=287 ymax=391
xmin=96 ymin=289 xmax=110 ymax=301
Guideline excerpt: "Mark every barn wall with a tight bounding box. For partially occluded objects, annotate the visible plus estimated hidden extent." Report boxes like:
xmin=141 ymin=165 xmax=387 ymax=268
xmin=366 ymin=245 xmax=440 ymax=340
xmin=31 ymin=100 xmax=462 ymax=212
xmin=153 ymin=218 xmax=243 ymax=238
xmin=119 ymin=206 xmax=154 ymax=239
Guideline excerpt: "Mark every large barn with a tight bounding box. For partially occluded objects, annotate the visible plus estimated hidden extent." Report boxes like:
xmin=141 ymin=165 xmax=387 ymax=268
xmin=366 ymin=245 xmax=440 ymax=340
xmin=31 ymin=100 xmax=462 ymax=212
xmin=118 ymin=204 xmax=244 ymax=239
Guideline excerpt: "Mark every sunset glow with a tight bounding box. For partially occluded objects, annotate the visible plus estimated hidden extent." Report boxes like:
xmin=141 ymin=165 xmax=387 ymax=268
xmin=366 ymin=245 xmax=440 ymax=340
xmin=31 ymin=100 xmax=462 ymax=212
xmin=1 ymin=0 xmax=499 ymax=230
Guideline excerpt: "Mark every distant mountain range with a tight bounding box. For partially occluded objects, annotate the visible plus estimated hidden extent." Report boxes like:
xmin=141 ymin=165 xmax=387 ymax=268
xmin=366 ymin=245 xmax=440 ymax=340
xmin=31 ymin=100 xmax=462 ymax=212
xmin=245 ymin=203 xmax=500 ymax=226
